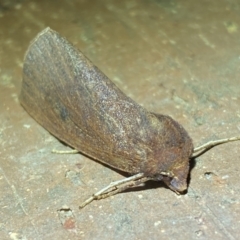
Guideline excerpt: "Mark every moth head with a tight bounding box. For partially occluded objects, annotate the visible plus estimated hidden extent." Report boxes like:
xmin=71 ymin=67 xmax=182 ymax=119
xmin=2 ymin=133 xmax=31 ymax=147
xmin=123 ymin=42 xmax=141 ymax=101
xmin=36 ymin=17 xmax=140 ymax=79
xmin=160 ymin=160 xmax=190 ymax=193
xmin=145 ymin=113 xmax=193 ymax=193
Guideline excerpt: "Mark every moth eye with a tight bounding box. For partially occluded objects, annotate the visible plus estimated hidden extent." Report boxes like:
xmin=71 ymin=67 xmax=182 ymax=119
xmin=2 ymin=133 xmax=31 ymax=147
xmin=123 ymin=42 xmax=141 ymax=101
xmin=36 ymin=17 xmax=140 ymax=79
xmin=153 ymin=175 xmax=163 ymax=181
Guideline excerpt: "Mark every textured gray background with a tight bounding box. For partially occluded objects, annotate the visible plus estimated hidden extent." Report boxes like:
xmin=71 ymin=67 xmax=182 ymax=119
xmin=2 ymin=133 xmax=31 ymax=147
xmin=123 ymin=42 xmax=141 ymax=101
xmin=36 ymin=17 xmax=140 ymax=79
xmin=0 ymin=0 xmax=240 ymax=239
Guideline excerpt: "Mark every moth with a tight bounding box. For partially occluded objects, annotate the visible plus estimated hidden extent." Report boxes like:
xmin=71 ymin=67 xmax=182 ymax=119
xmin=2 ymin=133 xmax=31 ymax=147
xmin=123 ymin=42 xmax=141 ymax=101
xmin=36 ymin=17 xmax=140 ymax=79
xmin=20 ymin=28 xmax=240 ymax=208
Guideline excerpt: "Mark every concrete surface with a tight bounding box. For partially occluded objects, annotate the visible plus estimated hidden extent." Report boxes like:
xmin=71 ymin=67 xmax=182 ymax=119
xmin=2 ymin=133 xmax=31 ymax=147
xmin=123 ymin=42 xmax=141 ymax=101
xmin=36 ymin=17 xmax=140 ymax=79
xmin=0 ymin=0 xmax=240 ymax=239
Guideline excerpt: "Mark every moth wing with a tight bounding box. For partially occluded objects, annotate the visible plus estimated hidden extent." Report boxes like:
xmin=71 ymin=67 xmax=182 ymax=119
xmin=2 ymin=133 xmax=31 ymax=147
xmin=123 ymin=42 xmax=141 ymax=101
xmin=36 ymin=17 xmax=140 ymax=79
xmin=20 ymin=28 xmax=152 ymax=173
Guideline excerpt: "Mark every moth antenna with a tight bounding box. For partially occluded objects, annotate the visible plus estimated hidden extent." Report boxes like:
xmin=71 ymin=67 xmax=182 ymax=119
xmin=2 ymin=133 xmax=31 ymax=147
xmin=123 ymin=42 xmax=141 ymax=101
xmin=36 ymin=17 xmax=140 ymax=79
xmin=192 ymin=136 xmax=240 ymax=158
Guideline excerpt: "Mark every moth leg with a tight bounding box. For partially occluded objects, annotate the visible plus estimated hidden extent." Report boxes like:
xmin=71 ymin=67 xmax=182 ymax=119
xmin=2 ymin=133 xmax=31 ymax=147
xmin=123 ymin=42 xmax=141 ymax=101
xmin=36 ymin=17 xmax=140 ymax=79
xmin=95 ymin=176 xmax=150 ymax=200
xmin=52 ymin=149 xmax=78 ymax=154
xmin=79 ymin=173 xmax=149 ymax=209
xmin=192 ymin=136 xmax=240 ymax=158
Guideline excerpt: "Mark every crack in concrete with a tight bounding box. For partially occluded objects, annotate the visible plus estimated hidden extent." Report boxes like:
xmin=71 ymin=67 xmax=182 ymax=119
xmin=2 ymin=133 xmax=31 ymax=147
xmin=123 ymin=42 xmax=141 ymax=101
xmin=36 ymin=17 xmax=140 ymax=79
xmin=0 ymin=166 xmax=39 ymax=238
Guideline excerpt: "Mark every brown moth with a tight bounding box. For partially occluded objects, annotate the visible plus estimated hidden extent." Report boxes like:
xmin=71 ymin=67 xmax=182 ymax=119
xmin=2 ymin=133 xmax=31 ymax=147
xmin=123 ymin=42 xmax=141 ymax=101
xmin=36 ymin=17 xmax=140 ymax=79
xmin=20 ymin=28 xmax=240 ymax=209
